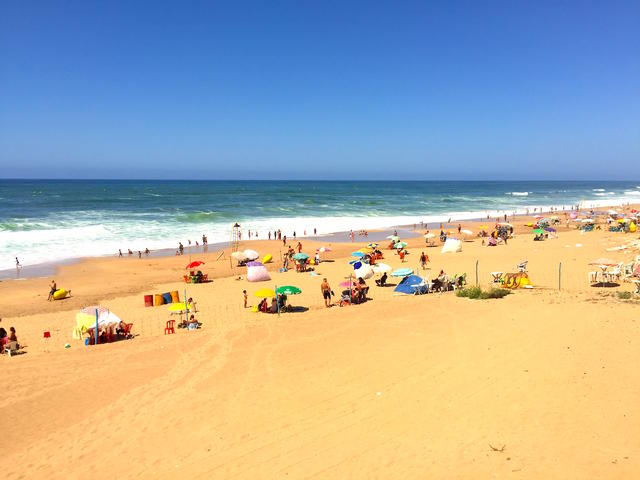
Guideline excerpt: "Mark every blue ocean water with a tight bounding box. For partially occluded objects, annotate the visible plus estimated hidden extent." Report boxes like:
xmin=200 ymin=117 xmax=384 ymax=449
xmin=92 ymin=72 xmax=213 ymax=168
xmin=1 ymin=179 xmax=639 ymax=271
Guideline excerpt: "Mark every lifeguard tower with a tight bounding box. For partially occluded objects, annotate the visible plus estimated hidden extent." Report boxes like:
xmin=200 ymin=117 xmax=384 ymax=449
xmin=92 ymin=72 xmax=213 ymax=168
xmin=231 ymin=223 xmax=241 ymax=252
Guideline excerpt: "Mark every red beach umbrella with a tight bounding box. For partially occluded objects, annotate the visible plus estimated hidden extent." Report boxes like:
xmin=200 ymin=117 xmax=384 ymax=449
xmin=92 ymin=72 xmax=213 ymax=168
xmin=186 ymin=261 xmax=205 ymax=270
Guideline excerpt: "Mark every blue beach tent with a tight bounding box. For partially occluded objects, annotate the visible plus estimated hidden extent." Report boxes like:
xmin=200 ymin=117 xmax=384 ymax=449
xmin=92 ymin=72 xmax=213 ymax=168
xmin=394 ymin=275 xmax=428 ymax=295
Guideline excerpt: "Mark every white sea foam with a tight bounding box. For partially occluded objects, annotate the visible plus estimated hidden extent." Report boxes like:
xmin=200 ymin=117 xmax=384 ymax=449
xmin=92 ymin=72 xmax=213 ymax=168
xmin=1 ymin=194 xmax=638 ymax=273
xmin=592 ymin=188 xmax=606 ymax=192
xmin=507 ymin=192 xmax=529 ymax=196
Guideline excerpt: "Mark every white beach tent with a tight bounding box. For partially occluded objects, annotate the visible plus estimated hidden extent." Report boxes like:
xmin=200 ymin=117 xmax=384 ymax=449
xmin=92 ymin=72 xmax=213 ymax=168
xmin=247 ymin=264 xmax=271 ymax=282
xmin=441 ymin=238 xmax=462 ymax=254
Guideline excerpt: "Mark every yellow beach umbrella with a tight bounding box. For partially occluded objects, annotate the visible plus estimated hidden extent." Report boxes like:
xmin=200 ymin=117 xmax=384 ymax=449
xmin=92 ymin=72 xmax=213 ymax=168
xmin=168 ymin=302 xmax=187 ymax=311
xmin=254 ymin=288 xmax=276 ymax=298
xmin=358 ymin=247 xmax=373 ymax=254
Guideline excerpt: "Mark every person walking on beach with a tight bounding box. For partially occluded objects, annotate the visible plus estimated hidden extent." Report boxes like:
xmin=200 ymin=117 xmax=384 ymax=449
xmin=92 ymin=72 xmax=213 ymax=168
xmin=48 ymin=280 xmax=57 ymax=301
xmin=243 ymin=290 xmax=248 ymax=308
xmin=178 ymin=242 xmax=184 ymax=255
xmin=457 ymin=224 xmax=461 ymax=234
xmin=268 ymin=231 xmax=271 ymax=240
xmin=283 ymin=235 xmax=287 ymax=246
xmin=118 ymin=249 xmax=123 ymax=257
xmin=321 ymin=278 xmax=332 ymax=307
xmin=15 ymin=257 xmax=21 ymax=269
xmin=419 ymin=251 xmax=428 ymax=270
xmin=297 ymin=242 xmax=302 ymax=253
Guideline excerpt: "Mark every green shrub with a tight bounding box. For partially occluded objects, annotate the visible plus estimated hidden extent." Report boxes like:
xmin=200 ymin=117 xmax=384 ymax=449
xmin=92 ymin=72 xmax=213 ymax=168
xmin=617 ymin=291 xmax=633 ymax=300
xmin=456 ymin=286 xmax=511 ymax=300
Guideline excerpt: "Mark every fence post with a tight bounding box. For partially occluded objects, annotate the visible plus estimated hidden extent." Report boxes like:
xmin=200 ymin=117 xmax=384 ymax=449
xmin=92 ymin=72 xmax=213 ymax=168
xmin=558 ymin=262 xmax=562 ymax=291
xmin=475 ymin=260 xmax=479 ymax=286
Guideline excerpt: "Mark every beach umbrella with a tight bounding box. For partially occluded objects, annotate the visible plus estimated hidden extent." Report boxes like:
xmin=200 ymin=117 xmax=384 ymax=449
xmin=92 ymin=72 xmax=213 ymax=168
xmin=276 ymin=285 xmax=301 ymax=295
xmin=498 ymin=222 xmax=513 ymax=227
xmin=254 ymin=288 xmax=276 ymax=298
xmin=185 ymin=260 xmax=205 ymax=270
xmin=386 ymin=235 xmax=399 ymax=241
xmin=544 ymin=227 xmax=556 ymax=233
xmin=168 ymin=302 xmax=187 ymax=312
xmin=372 ymin=263 xmax=392 ymax=273
xmin=391 ymin=267 xmax=413 ymax=277
xmin=394 ymin=241 xmax=407 ymax=249
xmin=316 ymin=246 xmax=331 ymax=253
xmin=581 ymin=218 xmax=595 ymax=224
xmin=358 ymin=247 xmax=373 ymax=254
xmin=461 ymin=229 xmax=473 ymax=235
xmin=244 ymin=249 xmax=259 ymax=260
xmin=292 ymin=252 xmax=309 ymax=261
xmin=352 ymin=261 xmax=363 ymax=270
xmin=351 ymin=251 xmax=365 ymax=258
xmin=354 ymin=264 xmax=374 ymax=280
xmin=533 ymin=228 xmax=544 ymax=235
xmin=339 ymin=280 xmax=353 ymax=288
xmin=348 ymin=259 xmax=360 ymax=265
xmin=246 ymin=260 xmax=263 ymax=267
xmin=589 ymin=258 xmax=618 ymax=266
xmin=424 ymin=233 xmax=435 ymax=239
xmin=231 ymin=251 xmax=248 ymax=261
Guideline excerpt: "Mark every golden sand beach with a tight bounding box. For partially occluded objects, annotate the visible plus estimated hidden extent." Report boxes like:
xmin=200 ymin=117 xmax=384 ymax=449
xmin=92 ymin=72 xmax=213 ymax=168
xmin=1 ymin=211 xmax=639 ymax=479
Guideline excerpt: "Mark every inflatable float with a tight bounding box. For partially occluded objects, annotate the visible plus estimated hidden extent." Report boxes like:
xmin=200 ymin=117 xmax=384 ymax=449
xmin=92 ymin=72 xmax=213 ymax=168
xmin=262 ymin=254 xmax=273 ymax=264
xmin=53 ymin=289 xmax=70 ymax=300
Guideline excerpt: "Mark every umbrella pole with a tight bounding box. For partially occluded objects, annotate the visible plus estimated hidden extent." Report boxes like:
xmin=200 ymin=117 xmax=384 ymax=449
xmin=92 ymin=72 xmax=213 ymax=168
xmin=275 ymin=284 xmax=280 ymax=316
xmin=184 ymin=288 xmax=188 ymax=324
xmin=95 ymin=308 xmax=99 ymax=345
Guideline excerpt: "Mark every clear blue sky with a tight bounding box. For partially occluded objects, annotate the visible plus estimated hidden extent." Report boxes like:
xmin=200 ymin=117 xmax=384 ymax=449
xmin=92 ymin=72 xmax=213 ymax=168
xmin=1 ymin=0 xmax=638 ymax=180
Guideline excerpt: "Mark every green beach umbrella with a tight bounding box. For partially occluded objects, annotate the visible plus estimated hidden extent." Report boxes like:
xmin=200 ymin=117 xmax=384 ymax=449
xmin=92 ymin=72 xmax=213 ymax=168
xmin=292 ymin=252 xmax=309 ymax=261
xmin=533 ymin=228 xmax=544 ymax=235
xmin=394 ymin=241 xmax=408 ymax=249
xmin=276 ymin=285 xmax=302 ymax=295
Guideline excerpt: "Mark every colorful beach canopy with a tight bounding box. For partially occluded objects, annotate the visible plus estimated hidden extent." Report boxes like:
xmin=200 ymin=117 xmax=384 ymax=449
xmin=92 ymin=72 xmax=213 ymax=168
xmin=185 ymin=260 xmax=205 ymax=270
xmin=276 ymin=285 xmax=301 ymax=295
xmin=292 ymin=252 xmax=309 ymax=261
xmin=254 ymin=288 xmax=276 ymax=298
xmin=391 ymin=268 xmax=413 ymax=277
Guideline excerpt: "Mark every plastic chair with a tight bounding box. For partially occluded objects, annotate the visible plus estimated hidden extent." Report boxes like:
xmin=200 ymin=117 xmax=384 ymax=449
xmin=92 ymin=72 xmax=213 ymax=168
xmin=165 ymin=320 xmax=175 ymax=335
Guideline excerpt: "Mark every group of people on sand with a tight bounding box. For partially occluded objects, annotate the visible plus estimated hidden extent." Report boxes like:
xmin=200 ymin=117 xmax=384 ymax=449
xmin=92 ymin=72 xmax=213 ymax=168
xmin=0 ymin=317 xmax=19 ymax=354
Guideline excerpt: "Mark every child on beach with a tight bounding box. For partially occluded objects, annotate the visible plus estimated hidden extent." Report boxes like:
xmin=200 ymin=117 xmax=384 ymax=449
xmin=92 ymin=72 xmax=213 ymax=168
xmin=48 ymin=280 xmax=57 ymax=301
xmin=243 ymin=290 xmax=248 ymax=308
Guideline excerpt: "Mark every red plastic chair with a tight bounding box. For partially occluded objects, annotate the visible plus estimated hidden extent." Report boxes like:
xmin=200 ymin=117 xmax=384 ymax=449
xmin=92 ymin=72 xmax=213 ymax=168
xmin=43 ymin=331 xmax=51 ymax=338
xmin=165 ymin=319 xmax=175 ymax=335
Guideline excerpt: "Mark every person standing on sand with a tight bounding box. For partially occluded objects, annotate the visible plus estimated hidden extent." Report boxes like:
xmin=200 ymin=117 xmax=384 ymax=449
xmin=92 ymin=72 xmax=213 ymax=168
xmin=321 ymin=278 xmax=332 ymax=307
xmin=457 ymin=224 xmax=461 ymax=234
xmin=243 ymin=290 xmax=248 ymax=308
xmin=419 ymin=251 xmax=428 ymax=270
xmin=15 ymin=257 xmax=21 ymax=269
xmin=119 ymin=249 xmax=123 ymax=257
xmin=297 ymin=242 xmax=302 ymax=253
xmin=283 ymin=235 xmax=287 ymax=246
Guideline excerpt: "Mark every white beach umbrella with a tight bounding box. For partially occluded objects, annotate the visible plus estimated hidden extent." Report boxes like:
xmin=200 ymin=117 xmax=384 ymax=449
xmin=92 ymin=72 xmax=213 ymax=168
xmin=354 ymin=264 xmax=374 ymax=280
xmin=243 ymin=249 xmax=259 ymax=260
xmin=372 ymin=263 xmax=392 ymax=274
xmin=461 ymin=229 xmax=473 ymax=235
xmin=424 ymin=233 xmax=435 ymax=239
xmin=231 ymin=251 xmax=248 ymax=261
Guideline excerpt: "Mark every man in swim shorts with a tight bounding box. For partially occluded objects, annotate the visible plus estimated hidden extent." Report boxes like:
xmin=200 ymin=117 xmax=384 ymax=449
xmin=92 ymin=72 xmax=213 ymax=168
xmin=321 ymin=278 xmax=332 ymax=308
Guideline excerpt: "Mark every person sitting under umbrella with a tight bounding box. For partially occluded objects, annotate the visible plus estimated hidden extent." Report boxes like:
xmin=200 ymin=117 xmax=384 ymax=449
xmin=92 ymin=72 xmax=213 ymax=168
xmin=375 ymin=272 xmax=388 ymax=287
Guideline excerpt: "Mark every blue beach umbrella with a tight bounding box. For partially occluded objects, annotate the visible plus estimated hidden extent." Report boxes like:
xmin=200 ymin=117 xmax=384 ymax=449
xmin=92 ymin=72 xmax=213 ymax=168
xmin=391 ymin=267 xmax=413 ymax=277
xmin=352 ymin=261 xmax=363 ymax=270
xmin=352 ymin=251 xmax=366 ymax=258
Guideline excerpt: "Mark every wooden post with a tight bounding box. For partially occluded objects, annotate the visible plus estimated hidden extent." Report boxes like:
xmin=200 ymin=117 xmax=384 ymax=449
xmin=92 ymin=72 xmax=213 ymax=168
xmin=558 ymin=262 xmax=562 ymax=291
xmin=475 ymin=260 xmax=479 ymax=286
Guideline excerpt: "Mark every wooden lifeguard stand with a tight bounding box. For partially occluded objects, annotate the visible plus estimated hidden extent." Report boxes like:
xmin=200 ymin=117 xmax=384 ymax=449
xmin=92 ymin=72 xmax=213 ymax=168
xmin=231 ymin=223 xmax=241 ymax=252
